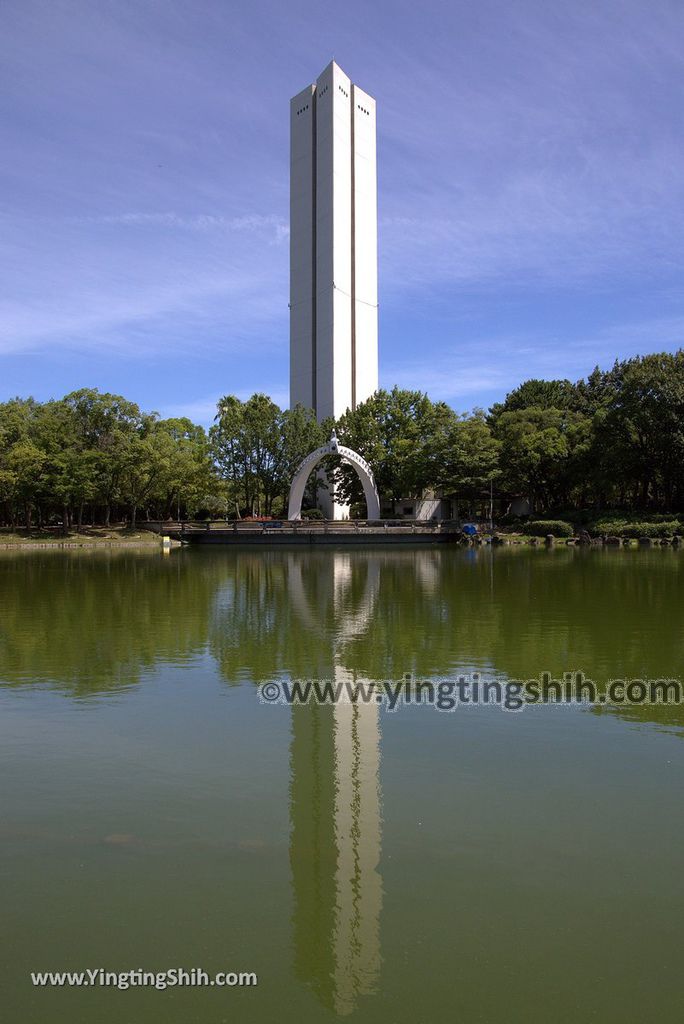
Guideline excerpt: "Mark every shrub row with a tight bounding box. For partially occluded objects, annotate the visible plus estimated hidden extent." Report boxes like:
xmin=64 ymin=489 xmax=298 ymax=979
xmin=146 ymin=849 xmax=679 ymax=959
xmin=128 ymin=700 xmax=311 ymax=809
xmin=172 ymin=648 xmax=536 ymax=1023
xmin=522 ymin=520 xmax=574 ymax=538
xmin=591 ymin=519 xmax=682 ymax=538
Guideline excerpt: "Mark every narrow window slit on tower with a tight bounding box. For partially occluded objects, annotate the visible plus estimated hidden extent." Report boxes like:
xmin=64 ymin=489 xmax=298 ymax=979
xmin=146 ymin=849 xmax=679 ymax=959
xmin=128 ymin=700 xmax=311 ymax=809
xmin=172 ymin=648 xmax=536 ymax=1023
xmin=351 ymin=83 xmax=357 ymax=412
xmin=311 ymin=86 xmax=317 ymax=414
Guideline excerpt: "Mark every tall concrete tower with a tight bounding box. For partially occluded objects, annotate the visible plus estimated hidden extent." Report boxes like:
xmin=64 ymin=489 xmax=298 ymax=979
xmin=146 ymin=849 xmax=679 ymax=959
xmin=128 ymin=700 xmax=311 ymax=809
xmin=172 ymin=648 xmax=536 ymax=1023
xmin=290 ymin=60 xmax=378 ymax=426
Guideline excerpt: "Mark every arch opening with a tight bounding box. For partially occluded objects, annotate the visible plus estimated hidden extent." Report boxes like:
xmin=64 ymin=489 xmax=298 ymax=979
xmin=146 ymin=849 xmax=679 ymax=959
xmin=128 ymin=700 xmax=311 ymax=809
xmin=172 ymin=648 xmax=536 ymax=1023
xmin=288 ymin=433 xmax=381 ymax=521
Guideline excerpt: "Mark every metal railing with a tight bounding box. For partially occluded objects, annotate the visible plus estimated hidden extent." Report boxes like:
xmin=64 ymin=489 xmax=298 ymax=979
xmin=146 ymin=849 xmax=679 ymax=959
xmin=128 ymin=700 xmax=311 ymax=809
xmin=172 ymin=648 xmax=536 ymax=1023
xmin=144 ymin=519 xmax=462 ymax=536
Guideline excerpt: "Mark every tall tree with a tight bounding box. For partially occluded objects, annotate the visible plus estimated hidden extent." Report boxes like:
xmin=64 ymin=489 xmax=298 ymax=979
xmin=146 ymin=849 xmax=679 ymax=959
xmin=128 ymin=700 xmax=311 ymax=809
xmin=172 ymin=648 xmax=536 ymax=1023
xmin=335 ymin=387 xmax=458 ymax=506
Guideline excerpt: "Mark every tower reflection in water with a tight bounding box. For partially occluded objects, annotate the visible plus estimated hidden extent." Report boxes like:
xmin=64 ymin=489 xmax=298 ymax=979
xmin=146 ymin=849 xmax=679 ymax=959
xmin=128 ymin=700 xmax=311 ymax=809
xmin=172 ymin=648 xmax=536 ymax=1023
xmin=288 ymin=553 xmax=383 ymax=1016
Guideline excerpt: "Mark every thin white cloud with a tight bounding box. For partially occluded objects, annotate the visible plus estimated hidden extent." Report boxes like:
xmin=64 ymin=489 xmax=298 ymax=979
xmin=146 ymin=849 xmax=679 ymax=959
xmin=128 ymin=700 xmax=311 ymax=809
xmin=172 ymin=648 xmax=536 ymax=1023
xmin=0 ymin=272 xmax=287 ymax=355
xmin=87 ymin=212 xmax=289 ymax=242
xmin=384 ymin=313 xmax=684 ymax=408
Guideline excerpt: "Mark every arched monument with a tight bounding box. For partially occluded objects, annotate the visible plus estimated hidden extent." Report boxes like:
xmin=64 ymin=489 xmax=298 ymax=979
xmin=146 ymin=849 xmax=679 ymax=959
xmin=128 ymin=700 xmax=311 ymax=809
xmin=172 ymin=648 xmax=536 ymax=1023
xmin=287 ymin=433 xmax=381 ymax=521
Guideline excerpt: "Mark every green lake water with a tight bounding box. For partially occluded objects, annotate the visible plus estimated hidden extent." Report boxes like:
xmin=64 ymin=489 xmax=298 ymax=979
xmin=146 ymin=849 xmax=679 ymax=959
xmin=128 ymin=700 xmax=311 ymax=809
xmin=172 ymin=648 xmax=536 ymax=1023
xmin=1 ymin=546 xmax=683 ymax=1023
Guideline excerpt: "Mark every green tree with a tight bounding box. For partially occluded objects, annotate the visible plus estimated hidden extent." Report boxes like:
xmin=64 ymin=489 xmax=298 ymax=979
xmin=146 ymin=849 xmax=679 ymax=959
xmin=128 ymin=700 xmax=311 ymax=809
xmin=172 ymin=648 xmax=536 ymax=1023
xmin=489 ymin=378 xmax=582 ymax=417
xmin=0 ymin=398 xmax=45 ymax=528
xmin=493 ymin=406 xmax=592 ymax=512
xmin=211 ymin=396 xmax=325 ymax=518
xmin=276 ymin=404 xmax=326 ymax=512
xmin=335 ymin=387 xmax=458 ymax=507
xmin=598 ymin=353 xmax=684 ymax=509
xmin=439 ymin=411 xmax=501 ymax=504
xmin=61 ymin=389 xmax=147 ymax=526
xmin=149 ymin=418 xmax=212 ymax=520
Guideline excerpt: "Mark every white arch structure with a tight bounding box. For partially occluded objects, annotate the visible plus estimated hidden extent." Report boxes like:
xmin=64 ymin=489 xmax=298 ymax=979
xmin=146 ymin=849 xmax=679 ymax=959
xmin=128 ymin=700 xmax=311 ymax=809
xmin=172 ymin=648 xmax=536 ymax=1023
xmin=287 ymin=433 xmax=381 ymax=521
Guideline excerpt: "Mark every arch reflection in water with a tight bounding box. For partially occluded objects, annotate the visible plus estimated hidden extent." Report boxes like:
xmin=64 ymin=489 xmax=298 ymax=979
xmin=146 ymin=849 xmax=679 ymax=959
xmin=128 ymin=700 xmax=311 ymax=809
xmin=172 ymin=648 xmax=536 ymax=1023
xmin=289 ymin=552 xmax=383 ymax=1016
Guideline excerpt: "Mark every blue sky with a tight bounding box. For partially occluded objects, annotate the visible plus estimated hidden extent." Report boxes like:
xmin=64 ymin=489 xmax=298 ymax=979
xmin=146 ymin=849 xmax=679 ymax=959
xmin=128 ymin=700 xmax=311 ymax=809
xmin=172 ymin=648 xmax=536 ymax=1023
xmin=2 ymin=0 xmax=683 ymax=424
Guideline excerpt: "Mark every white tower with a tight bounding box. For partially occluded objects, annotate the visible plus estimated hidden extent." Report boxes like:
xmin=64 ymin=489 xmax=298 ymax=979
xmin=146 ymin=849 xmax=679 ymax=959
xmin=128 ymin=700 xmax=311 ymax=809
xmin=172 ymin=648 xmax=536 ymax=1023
xmin=290 ymin=60 xmax=378 ymax=517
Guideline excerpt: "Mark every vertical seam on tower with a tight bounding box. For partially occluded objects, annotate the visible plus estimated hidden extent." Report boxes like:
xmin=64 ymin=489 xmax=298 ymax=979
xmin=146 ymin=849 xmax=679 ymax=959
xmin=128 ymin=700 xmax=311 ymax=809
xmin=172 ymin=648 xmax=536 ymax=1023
xmin=311 ymin=85 xmax=317 ymax=415
xmin=350 ymin=84 xmax=357 ymax=412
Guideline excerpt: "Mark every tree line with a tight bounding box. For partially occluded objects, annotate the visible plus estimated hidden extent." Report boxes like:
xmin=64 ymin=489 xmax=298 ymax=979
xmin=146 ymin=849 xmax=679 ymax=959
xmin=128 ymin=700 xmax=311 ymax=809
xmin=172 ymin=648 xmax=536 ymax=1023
xmin=1 ymin=351 xmax=682 ymax=528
